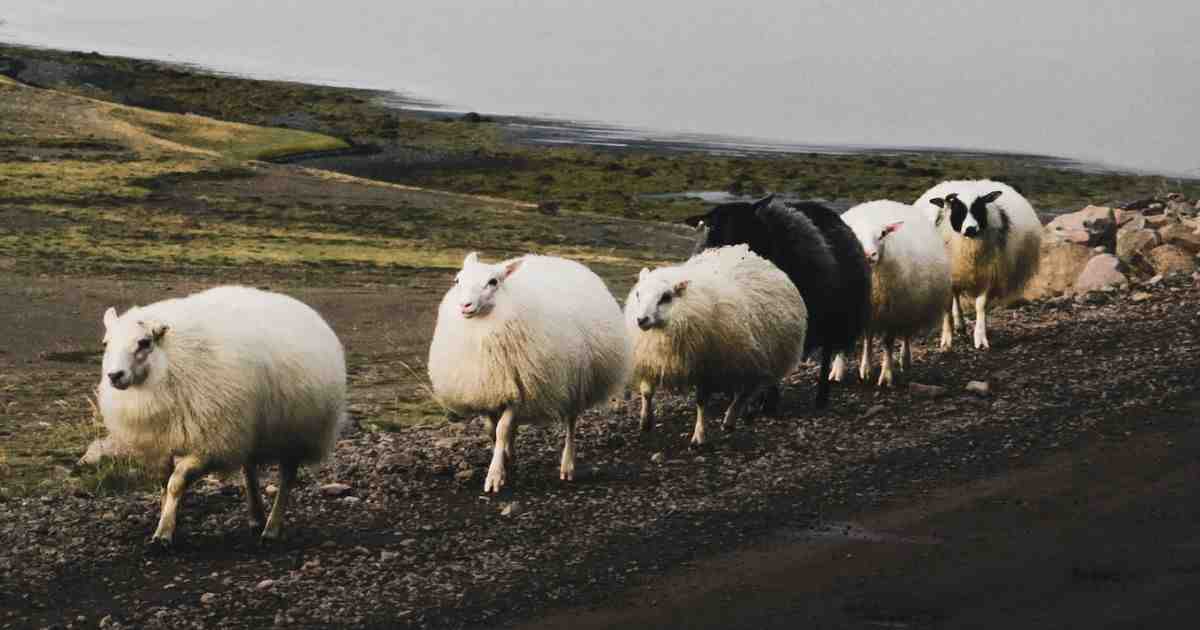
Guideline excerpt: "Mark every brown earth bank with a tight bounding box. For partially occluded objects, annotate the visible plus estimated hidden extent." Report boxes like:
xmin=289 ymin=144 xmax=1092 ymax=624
xmin=1 ymin=271 xmax=1198 ymax=629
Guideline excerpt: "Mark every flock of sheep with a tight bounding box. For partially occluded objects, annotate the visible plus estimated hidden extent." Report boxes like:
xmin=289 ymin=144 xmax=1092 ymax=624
xmin=95 ymin=178 xmax=1042 ymax=546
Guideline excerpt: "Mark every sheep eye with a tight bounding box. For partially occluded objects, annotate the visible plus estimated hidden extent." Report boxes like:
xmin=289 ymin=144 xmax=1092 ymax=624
xmin=487 ymin=278 xmax=498 ymax=287
xmin=659 ymin=294 xmax=672 ymax=305
xmin=137 ymin=338 xmax=152 ymax=351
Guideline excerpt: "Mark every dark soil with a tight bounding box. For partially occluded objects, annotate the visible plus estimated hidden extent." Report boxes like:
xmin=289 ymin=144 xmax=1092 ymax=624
xmin=2 ymin=272 xmax=1198 ymax=629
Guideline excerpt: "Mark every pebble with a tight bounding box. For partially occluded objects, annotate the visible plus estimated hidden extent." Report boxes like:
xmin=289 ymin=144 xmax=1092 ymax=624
xmin=200 ymin=593 xmax=216 ymax=604
xmin=909 ymin=383 xmax=948 ymax=399
xmin=256 ymin=579 xmax=276 ymax=590
xmin=862 ymin=404 xmax=886 ymax=419
xmin=650 ymin=452 xmax=665 ymax=464
xmin=319 ymin=483 xmax=352 ymax=498
xmin=380 ymin=550 xmax=400 ymax=562
xmin=965 ymin=381 xmax=990 ymax=397
xmin=1131 ymin=291 xmax=1153 ymax=303
xmin=340 ymin=496 xmax=362 ymax=505
xmin=454 ymin=469 xmax=476 ymax=483
xmin=500 ymin=501 xmax=522 ymax=517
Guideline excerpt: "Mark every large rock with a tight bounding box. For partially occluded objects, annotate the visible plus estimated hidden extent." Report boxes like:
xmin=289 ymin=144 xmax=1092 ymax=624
xmin=1045 ymin=205 xmax=1121 ymax=249
xmin=1115 ymin=228 xmax=1160 ymax=262
xmin=1158 ymin=222 xmax=1200 ymax=253
xmin=1146 ymin=244 xmax=1196 ymax=276
xmin=1073 ymin=254 xmax=1126 ymax=293
xmin=1024 ymin=233 xmax=1096 ymax=300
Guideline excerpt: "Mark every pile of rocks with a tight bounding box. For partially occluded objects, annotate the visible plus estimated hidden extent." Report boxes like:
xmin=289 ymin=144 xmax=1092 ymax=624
xmin=1025 ymin=193 xmax=1200 ymax=299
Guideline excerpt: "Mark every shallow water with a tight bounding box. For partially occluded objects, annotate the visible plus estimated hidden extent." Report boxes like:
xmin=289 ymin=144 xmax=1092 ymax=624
xmin=3 ymin=1 xmax=1197 ymax=175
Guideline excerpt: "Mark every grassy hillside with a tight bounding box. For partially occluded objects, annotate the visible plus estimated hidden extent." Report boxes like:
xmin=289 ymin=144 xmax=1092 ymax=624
xmin=3 ymin=44 xmax=1196 ymax=222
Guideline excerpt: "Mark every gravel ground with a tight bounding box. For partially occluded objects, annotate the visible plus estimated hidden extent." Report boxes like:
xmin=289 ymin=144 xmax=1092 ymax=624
xmin=2 ymin=273 xmax=1198 ymax=629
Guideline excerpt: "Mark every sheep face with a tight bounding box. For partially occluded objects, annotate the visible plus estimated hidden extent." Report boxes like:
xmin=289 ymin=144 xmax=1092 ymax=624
xmin=101 ymin=307 xmax=168 ymax=391
xmin=450 ymin=252 xmax=523 ymax=319
xmin=629 ymin=269 xmax=688 ymax=331
xmin=851 ymin=221 xmax=904 ymax=266
xmin=931 ymin=191 xmax=1002 ymax=238
xmin=684 ymin=194 xmax=775 ymax=255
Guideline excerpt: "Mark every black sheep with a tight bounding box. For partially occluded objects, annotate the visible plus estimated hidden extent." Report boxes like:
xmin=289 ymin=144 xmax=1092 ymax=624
xmin=685 ymin=194 xmax=871 ymax=409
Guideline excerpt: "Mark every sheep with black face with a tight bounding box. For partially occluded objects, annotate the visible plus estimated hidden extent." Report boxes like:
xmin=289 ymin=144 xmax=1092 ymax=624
xmin=685 ymin=195 xmax=870 ymax=409
xmin=915 ymin=180 xmax=1043 ymax=349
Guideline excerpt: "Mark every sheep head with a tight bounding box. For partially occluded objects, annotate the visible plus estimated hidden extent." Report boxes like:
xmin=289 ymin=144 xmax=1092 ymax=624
xmin=101 ymin=306 xmax=169 ymax=391
xmin=628 ymin=268 xmax=688 ymax=331
xmin=451 ymin=252 xmax=523 ymax=319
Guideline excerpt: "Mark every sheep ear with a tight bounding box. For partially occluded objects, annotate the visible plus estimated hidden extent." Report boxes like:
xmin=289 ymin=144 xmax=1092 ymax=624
xmin=880 ymin=222 xmax=904 ymax=239
xmin=673 ymin=280 xmax=689 ymax=296
xmin=752 ymin=194 xmax=775 ymax=210
xmin=503 ymin=258 xmax=524 ymax=279
xmin=463 ymin=252 xmax=479 ymax=267
xmin=929 ymin=198 xmax=945 ymax=208
xmin=682 ymin=214 xmax=708 ymax=229
xmin=103 ymin=307 xmax=118 ymax=330
xmin=979 ymin=190 xmax=1002 ymax=204
xmin=639 ymin=267 xmax=650 ymax=281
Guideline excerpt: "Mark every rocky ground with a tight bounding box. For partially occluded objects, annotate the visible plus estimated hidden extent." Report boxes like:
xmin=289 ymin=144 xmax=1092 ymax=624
xmin=1 ymin=270 xmax=1197 ymax=629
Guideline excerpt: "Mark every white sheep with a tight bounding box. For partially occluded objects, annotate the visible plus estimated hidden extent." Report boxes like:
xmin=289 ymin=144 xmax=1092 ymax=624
xmin=830 ymin=200 xmax=953 ymax=386
xmin=428 ymin=252 xmax=631 ymax=493
xmin=98 ymin=286 xmax=346 ymax=546
xmin=625 ymin=245 xmax=807 ymax=446
xmin=914 ymin=180 xmax=1042 ymax=350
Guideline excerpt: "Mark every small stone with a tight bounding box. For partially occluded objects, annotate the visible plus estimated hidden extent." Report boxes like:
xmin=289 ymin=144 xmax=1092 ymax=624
xmin=274 ymin=611 xmax=287 ymax=627
xmin=909 ymin=383 xmax=948 ymax=399
xmin=99 ymin=615 xmax=118 ymax=629
xmin=1131 ymin=291 xmax=1153 ymax=302
xmin=500 ymin=501 xmax=522 ymax=517
xmin=965 ymin=381 xmax=990 ymax=397
xmin=1146 ymin=274 xmax=1164 ymax=286
xmin=256 ymin=579 xmax=275 ymax=590
xmin=319 ymin=483 xmax=352 ymax=498
xmin=694 ymin=455 xmax=707 ymax=463
xmin=862 ymin=404 xmax=886 ymax=419
xmin=380 ymin=550 xmax=399 ymax=562
xmin=200 ymin=593 xmax=217 ymax=604
xmin=454 ymin=468 xmax=476 ymax=483
xmin=340 ymin=496 xmax=362 ymax=505
xmin=650 ymin=452 xmax=665 ymax=464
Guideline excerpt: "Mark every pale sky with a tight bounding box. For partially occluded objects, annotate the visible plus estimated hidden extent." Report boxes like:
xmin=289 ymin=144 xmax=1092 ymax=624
xmin=3 ymin=1 xmax=1197 ymax=174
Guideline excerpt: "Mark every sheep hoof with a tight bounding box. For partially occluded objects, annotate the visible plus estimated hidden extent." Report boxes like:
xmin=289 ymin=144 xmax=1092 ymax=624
xmin=483 ymin=467 xmax=507 ymax=493
xmin=559 ymin=469 xmax=574 ymax=482
xmin=146 ymin=536 xmax=174 ymax=555
xmin=639 ymin=417 xmax=653 ymax=433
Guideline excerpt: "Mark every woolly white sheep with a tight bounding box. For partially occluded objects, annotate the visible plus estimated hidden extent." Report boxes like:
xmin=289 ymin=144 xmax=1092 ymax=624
xmin=625 ymin=245 xmax=807 ymax=446
xmin=914 ymin=180 xmax=1042 ymax=350
xmin=428 ymin=252 xmax=631 ymax=493
xmin=98 ymin=286 xmax=347 ymax=546
xmin=830 ymin=200 xmax=953 ymax=386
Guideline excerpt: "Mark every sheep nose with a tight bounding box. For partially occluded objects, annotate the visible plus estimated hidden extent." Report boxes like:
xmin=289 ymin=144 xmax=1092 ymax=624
xmin=108 ymin=370 xmax=126 ymax=386
xmin=963 ymin=226 xmax=979 ymax=237
xmin=636 ymin=316 xmax=651 ymax=330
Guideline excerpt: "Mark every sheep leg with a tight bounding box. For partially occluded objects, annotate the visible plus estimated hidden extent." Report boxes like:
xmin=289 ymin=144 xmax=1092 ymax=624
xmin=638 ymin=382 xmax=656 ymax=433
xmin=690 ymin=387 xmax=711 ymax=447
xmin=560 ymin=415 xmax=577 ymax=481
xmin=482 ymin=412 xmax=498 ymax=443
xmin=760 ymin=383 xmax=781 ymax=418
xmin=814 ymin=347 xmax=833 ymax=409
xmin=858 ymin=335 xmax=874 ymax=382
xmin=484 ymin=408 xmax=516 ymax=493
xmin=952 ymin=294 xmax=967 ymax=336
xmin=878 ymin=335 xmax=896 ymax=387
xmin=973 ymin=293 xmax=990 ymax=349
xmin=722 ymin=388 xmax=754 ymax=433
xmin=150 ymin=455 xmax=205 ymax=547
xmin=829 ymin=352 xmax=847 ymax=382
xmin=242 ymin=464 xmax=267 ymax=531
xmin=900 ymin=337 xmax=912 ymax=371
xmin=262 ymin=459 xmax=298 ymax=542
xmin=940 ymin=308 xmax=954 ymax=350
